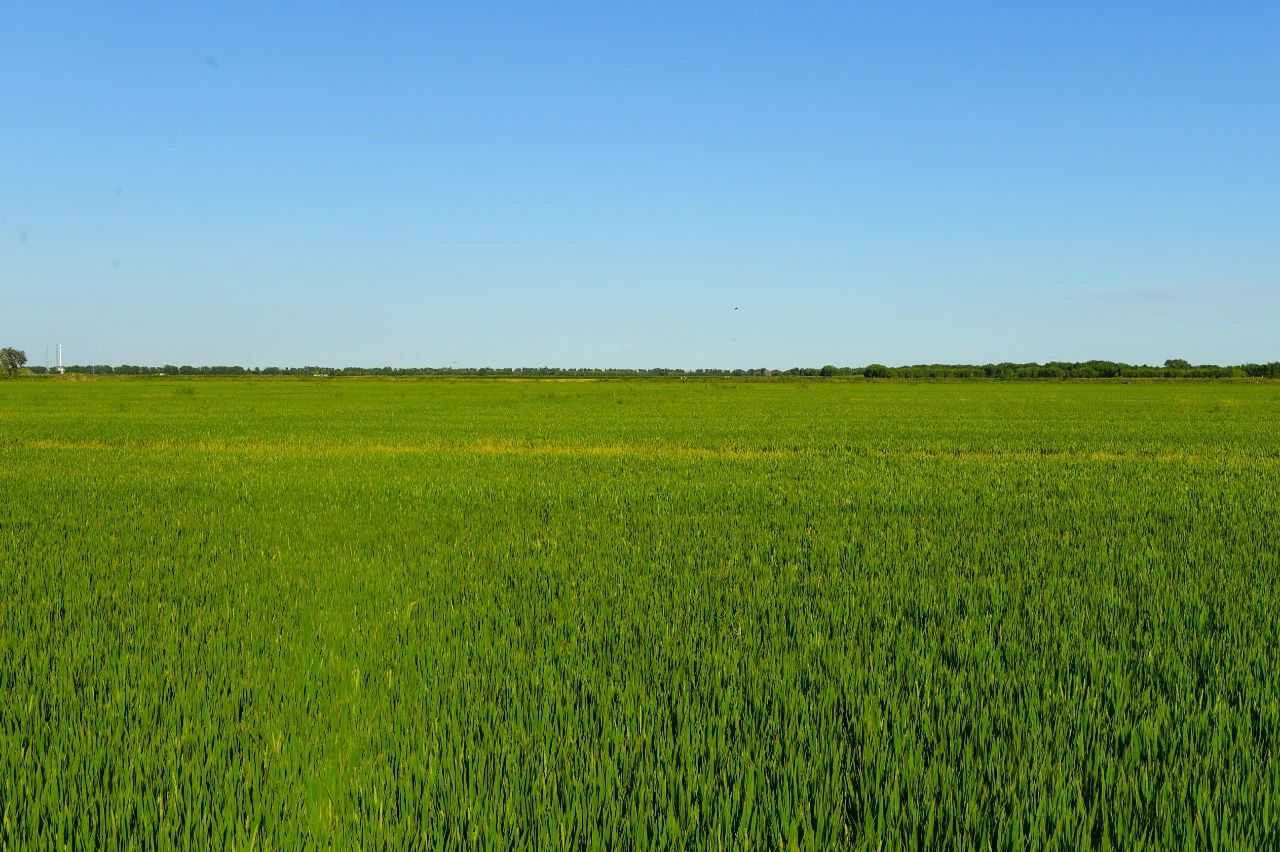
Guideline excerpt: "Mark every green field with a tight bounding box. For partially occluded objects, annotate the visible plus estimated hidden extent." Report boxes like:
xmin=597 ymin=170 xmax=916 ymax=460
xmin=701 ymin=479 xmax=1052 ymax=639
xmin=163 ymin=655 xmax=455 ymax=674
xmin=2 ymin=378 xmax=1278 ymax=849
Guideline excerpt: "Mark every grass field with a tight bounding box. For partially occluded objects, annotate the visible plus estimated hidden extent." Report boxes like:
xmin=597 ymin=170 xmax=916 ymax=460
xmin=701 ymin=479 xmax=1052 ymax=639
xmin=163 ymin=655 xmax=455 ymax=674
xmin=2 ymin=377 xmax=1279 ymax=849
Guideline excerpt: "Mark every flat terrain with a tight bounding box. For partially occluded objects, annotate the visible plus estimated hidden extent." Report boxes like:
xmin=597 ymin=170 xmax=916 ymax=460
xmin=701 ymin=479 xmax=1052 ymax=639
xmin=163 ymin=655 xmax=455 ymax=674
xmin=2 ymin=378 xmax=1279 ymax=848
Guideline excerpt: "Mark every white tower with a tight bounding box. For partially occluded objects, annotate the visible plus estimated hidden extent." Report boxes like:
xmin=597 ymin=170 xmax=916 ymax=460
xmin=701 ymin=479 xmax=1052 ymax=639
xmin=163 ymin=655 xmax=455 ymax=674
xmin=57 ymin=344 xmax=64 ymax=374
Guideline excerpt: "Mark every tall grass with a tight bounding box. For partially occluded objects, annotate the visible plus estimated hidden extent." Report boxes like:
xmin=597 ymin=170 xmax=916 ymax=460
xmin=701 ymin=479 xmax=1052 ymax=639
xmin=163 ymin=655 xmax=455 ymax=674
xmin=2 ymin=379 xmax=1278 ymax=848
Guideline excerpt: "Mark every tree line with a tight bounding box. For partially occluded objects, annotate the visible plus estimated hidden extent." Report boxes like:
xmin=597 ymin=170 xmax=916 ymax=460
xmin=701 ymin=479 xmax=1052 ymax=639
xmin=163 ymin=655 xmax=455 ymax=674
xmin=11 ymin=358 xmax=1280 ymax=379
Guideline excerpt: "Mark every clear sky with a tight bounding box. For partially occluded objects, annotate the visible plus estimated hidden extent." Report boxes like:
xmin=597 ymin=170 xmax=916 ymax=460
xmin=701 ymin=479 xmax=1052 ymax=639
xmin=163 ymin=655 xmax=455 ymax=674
xmin=3 ymin=2 xmax=1277 ymax=368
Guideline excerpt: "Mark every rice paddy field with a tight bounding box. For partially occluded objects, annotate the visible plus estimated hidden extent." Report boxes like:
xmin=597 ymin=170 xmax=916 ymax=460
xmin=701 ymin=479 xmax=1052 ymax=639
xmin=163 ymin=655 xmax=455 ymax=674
xmin=2 ymin=377 xmax=1279 ymax=849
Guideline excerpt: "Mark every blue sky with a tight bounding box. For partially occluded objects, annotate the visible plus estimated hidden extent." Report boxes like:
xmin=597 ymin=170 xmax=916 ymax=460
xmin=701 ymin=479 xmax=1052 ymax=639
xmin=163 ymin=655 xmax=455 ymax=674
xmin=3 ymin=2 xmax=1277 ymax=368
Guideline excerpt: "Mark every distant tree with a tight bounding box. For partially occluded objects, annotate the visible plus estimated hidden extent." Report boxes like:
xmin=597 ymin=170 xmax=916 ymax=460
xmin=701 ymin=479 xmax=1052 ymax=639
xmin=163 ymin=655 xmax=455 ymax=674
xmin=819 ymin=365 xmax=836 ymax=377
xmin=0 ymin=347 xmax=27 ymax=377
xmin=863 ymin=363 xmax=890 ymax=379
xmin=1164 ymin=358 xmax=1191 ymax=369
